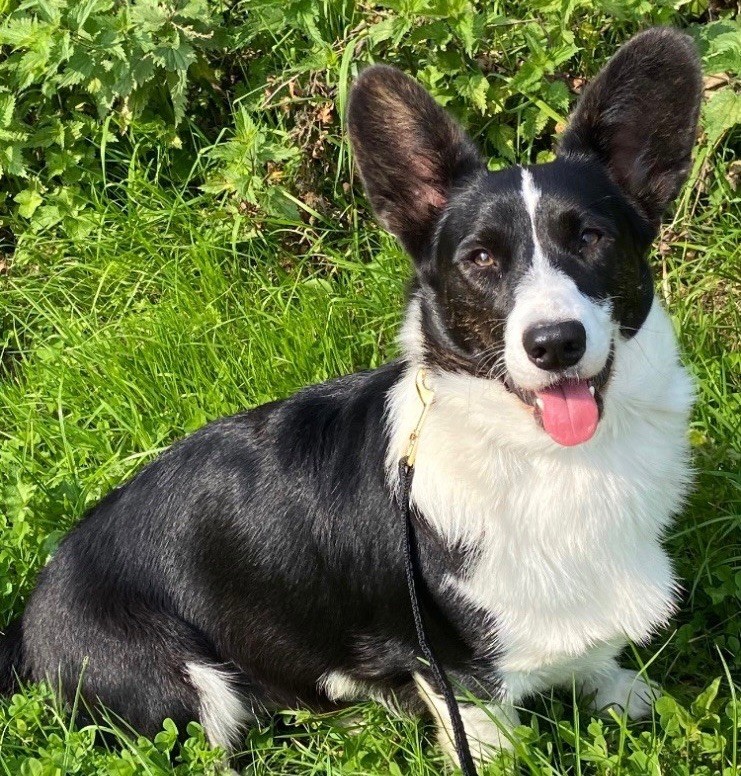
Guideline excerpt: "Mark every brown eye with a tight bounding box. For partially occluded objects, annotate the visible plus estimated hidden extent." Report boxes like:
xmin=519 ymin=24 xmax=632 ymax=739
xmin=580 ymin=229 xmax=602 ymax=248
xmin=470 ymin=249 xmax=498 ymax=268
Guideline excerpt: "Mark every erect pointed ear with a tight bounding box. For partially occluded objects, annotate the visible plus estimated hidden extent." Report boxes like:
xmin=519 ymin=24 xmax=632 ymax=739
xmin=347 ymin=65 xmax=484 ymax=262
xmin=558 ymin=28 xmax=702 ymax=228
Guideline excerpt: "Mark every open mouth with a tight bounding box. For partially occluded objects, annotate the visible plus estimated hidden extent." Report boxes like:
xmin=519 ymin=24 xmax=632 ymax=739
xmin=504 ymin=353 xmax=613 ymax=447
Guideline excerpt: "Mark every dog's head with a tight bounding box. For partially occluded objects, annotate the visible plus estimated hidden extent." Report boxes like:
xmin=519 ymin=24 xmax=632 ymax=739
xmin=348 ymin=28 xmax=701 ymax=447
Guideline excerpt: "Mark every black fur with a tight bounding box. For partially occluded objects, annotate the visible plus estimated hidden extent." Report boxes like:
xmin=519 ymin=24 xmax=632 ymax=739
xmin=348 ymin=64 xmax=483 ymax=262
xmin=0 ymin=618 xmax=23 ymax=695
xmin=558 ymin=28 xmax=703 ymax=227
xmin=411 ymin=158 xmax=656 ymax=379
xmin=8 ymin=364 xmax=494 ymax=737
xmin=2 ymin=28 xmax=701 ymax=748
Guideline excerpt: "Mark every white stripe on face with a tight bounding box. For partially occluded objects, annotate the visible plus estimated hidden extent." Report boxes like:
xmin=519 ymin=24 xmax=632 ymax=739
xmin=502 ymin=169 xmax=614 ymax=391
xmin=520 ymin=168 xmax=547 ymax=272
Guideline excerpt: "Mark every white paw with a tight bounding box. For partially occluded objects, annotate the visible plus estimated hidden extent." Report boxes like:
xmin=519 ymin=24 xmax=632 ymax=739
xmin=583 ymin=668 xmax=659 ymax=720
xmin=415 ymin=674 xmax=519 ymax=765
xmin=433 ymin=701 xmax=519 ymax=766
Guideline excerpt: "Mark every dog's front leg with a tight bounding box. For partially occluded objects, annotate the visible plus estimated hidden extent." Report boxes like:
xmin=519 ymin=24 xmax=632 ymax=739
xmin=413 ymin=673 xmax=519 ymax=766
xmin=576 ymin=658 xmax=659 ymax=720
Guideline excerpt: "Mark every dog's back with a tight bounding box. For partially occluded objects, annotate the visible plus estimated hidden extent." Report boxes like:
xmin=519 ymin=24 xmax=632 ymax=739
xmin=14 ymin=363 xmax=440 ymax=740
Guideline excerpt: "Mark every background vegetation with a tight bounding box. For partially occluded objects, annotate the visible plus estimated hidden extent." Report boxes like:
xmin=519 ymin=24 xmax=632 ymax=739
xmin=1 ymin=0 xmax=739 ymax=773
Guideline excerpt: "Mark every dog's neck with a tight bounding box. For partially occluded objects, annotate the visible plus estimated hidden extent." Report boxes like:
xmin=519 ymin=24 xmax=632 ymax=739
xmin=386 ymin=295 xmax=694 ymax=545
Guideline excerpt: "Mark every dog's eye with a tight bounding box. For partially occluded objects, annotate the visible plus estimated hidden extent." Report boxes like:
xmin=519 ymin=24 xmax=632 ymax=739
xmin=580 ymin=229 xmax=602 ymax=248
xmin=469 ymin=249 xmax=498 ymax=269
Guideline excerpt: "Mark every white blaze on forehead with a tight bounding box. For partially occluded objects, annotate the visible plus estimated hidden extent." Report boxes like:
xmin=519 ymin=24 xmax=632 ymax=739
xmin=520 ymin=168 xmax=547 ymax=271
xmin=504 ymin=168 xmax=614 ymax=391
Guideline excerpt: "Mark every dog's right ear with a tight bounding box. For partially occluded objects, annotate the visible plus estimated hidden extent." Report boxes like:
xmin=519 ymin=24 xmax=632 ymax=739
xmin=558 ymin=28 xmax=702 ymax=229
xmin=348 ymin=65 xmax=484 ymax=262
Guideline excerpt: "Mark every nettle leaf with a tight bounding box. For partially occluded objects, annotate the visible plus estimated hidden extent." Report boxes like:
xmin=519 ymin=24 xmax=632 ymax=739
xmin=0 ymin=17 xmax=41 ymax=47
xmin=132 ymin=55 xmax=157 ymax=86
xmin=292 ymin=42 xmax=337 ymax=74
xmin=156 ymin=37 xmax=196 ymax=73
xmin=705 ymin=30 xmax=741 ymax=75
xmin=521 ymin=104 xmax=550 ymax=143
xmin=179 ymin=0 xmax=212 ymax=19
xmin=287 ymin=0 xmax=322 ymax=42
xmin=511 ymin=60 xmax=544 ymax=94
xmin=13 ymin=188 xmax=42 ymax=219
xmin=112 ymin=62 xmax=135 ymax=97
xmin=368 ymin=14 xmax=411 ymax=47
xmin=48 ymin=29 xmax=73 ymax=71
xmin=46 ymin=149 xmax=83 ymax=177
xmin=31 ymin=119 xmax=65 ymax=148
xmin=409 ymin=20 xmax=452 ymax=47
xmin=704 ymin=88 xmax=741 ymax=147
xmin=130 ymin=0 xmax=171 ymax=32
xmin=455 ymin=71 xmax=490 ymax=113
xmin=543 ymin=80 xmax=570 ymax=113
xmin=366 ymin=18 xmax=397 ymax=45
xmin=418 ymin=64 xmax=455 ymax=105
xmin=0 ymin=127 xmax=28 ymax=144
xmin=167 ymin=70 xmax=189 ymax=124
xmin=57 ymin=49 xmax=95 ymax=88
xmin=97 ymin=27 xmax=121 ymax=50
xmin=16 ymin=47 xmax=53 ymax=90
xmin=66 ymin=0 xmax=114 ymax=31
xmin=487 ymin=123 xmax=516 ymax=163
xmin=0 ymin=93 xmax=15 ymax=127
xmin=695 ymin=19 xmax=741 ymax=74
xmin=1 ymin=144 xmax=28 ymax=177
xmin=450 ymin=11 xmax=479 ymax=56
xmin=65 ymin=119 xmax=87 ymax=142
xmin=549 ymin=40 xmax=579 ymax=69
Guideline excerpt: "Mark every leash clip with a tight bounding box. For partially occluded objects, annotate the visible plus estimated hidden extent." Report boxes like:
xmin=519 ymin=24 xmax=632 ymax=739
xmin=405 ymin=368 xmax=435 ymax=468
xmin=398 ymin=369 xmax=477 ymax=776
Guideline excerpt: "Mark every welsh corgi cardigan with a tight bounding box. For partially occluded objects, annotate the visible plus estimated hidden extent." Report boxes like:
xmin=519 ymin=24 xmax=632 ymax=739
xmin=1 ymin=27 xmax=702 ymax=766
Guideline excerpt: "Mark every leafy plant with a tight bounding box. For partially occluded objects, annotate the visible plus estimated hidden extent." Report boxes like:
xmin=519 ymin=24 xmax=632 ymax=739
xmin=2 ymin=1 xmax=738 ymax=240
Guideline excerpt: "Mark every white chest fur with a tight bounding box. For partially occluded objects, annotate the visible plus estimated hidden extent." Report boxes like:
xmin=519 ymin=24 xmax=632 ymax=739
xmin=386 ymin=299 xmax=694 ymax=701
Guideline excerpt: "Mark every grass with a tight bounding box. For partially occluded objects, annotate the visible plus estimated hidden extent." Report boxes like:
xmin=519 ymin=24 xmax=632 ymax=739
xmin=1 ymin=23 xmax=740 ymax=776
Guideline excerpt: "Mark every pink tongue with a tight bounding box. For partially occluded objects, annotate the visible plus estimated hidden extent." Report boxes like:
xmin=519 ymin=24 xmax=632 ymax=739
xmin=536 ymin=382 xmax=598 ymax=446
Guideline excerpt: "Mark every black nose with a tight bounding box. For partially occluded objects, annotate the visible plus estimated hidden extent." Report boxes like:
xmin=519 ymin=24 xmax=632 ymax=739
xmin=522 ymin=320 xmax=587 ymax=370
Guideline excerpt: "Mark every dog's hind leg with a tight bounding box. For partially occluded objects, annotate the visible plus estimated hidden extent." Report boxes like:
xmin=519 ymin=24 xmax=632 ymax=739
xmin=184 ymin=660 xmax=257 ymax=749
xmin=21 ymin=594 xmax=255 ymax=750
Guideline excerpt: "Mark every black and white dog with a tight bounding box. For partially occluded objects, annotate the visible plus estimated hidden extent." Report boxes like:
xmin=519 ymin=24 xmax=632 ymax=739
xmin=1 ymin=28 xmax=701 ymax=765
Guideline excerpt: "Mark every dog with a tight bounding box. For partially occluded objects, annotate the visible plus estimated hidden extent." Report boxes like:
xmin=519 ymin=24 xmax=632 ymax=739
xmin=1 ymin=27 xmax=701 ymax=766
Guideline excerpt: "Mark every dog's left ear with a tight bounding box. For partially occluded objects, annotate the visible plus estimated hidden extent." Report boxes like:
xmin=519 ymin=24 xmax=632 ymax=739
xmin=558 ymin=28 xmax=702 ymax=228
xmin=348 ymin=65 xmax=484 ymax=262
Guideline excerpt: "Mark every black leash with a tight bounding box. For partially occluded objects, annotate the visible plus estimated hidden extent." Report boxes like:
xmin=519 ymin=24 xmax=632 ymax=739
xmin=398 ymin=455 xmax=477 ymax=776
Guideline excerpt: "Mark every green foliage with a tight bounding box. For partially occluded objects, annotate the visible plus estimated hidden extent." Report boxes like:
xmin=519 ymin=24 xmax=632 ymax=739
xmin=202 ymin=106 xmax=302 ymax=218
xmin=0 ymin=0 xmax=226 ymax=236
xmin=1 ymin=0 xmax=739 ymax=236
xmin=0 ymin=677 xmax=738 ymax=773
xmin=691 ymin=17 xmax=741 ymax=147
